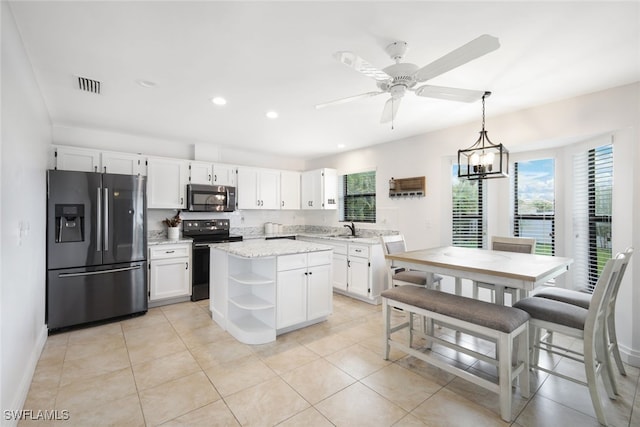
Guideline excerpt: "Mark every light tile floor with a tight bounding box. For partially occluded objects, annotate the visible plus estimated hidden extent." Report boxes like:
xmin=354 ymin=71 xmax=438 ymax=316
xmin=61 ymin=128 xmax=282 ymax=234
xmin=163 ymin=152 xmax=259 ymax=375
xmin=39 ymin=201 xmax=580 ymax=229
xmin=20 ymin=294 xmax=640 ymax=426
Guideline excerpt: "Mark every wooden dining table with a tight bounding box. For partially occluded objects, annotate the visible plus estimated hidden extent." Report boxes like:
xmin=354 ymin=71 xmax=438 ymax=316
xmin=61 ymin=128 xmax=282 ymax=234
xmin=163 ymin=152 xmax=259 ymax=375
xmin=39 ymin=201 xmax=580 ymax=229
xmin=385 ymin=246 xmax=573 ymax=305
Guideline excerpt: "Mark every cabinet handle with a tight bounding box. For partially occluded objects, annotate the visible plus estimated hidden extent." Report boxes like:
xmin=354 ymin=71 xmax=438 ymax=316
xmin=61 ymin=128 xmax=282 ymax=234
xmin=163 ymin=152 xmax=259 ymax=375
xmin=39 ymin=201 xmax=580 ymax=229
xmin=257 ymin=200 xmax=260 ymax=206
xmin=165 ymin=250 xmax=175 ymax=254
xmin=180 ymin=197 xmax=183 ymax=205
xmin=304 ymin=272 xmax=308 ymax=276
xmin=208 ymin=174 xmax=211 ymax=182
xmin=214 ymin=174 xmax=217 ymax=182
xmin=282 ymin=201 xmax=285 ymax=207
xmin=355 ymin=249 xmax=362 ymax=253
xmin=103 ymin=166 xmax=107 ymax=173
xmin=94 ymin=165 xmax=98 ymax=172
xmin=308 ymin=271 xmax=313 ymax=275
xmin=347 ymin=260 xmax=351 ymax=267
xmin=185 ymin=262 xmax=189 ymax=270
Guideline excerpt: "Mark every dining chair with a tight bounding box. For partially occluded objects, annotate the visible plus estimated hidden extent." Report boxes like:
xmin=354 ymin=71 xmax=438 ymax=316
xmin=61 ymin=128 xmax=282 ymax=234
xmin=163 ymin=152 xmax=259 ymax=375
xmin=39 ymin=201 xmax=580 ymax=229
xmin=380 ymin=235 xmax=442 ymax=290
xmin=533 ymin=247 xmax=633 ymax=391
xmin=473 ymin=236 xmax=536 ymax=304
xmin=513 ymin=251 xmax=629 ymax=426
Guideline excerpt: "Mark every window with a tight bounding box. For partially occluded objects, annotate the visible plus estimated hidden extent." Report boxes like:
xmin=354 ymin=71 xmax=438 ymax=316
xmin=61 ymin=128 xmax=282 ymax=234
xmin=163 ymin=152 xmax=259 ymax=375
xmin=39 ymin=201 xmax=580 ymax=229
xmin=452 ymin=165 xmax=486 ymax=248
xmin=513 ymin=159 xmax=555 ymax=255
xmin=341 ymin=170 xmax=376 ymax=223
xmin=573 ymin=144 xmax=613 ymax=291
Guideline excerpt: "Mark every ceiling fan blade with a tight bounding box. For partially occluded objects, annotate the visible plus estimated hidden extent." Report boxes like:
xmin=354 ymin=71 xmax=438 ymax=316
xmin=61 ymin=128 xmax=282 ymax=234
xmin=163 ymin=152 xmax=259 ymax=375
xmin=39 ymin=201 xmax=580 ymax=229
xmin=333 ymin=51 xmax=390 ymax=81
xmin=415 ymin=34 xmax=500 ymax=82
xmin=315 ymin=91 xmax=384 ymax=109
xmin=414 ymin=85 xmax=485 ymax=103
xmin=380 ymin=97 xmax=402 ymax=123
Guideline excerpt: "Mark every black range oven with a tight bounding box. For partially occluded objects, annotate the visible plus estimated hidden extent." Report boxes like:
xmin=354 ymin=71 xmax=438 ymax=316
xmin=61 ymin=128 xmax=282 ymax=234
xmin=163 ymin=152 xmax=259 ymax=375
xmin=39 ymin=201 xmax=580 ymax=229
xmin=182 ymin=219 xmax=242 ymax=301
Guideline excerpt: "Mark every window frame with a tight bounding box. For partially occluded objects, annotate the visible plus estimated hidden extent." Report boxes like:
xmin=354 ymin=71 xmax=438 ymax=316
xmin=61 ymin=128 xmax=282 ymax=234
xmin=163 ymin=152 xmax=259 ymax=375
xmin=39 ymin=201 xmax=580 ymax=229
xmin=341 ymin=170 xmax=376 ymax=223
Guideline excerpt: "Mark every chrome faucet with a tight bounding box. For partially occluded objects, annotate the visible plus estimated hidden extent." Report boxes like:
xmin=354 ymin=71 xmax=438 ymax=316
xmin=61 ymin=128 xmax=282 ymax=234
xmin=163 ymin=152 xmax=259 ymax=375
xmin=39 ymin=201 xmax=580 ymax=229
xmin=343 ymin=222 xmax=356 ymax=236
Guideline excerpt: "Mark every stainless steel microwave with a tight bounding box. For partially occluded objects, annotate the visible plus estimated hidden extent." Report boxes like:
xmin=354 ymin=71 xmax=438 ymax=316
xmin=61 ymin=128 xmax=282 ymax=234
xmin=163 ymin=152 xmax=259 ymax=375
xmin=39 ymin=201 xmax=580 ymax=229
xmin=186 ymin=184 xmax=236 ymax=212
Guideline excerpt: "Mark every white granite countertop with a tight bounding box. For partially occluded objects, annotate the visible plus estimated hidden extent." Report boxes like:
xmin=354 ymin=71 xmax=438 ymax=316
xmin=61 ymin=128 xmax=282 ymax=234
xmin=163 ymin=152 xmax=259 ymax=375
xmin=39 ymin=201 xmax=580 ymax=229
xmin=148 ymin=237 xmax=193 ymax=246
xmin=296 ymin=233 xmax=380 ymax=245
xmin=210 ymin=239 xmax=333 ymax=258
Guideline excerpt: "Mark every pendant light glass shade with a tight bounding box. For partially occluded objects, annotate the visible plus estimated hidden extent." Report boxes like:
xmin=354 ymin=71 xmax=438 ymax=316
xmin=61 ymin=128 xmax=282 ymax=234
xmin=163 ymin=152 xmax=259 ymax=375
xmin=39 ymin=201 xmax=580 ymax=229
xmin=457 ymin=92 xmax=509 ymax=180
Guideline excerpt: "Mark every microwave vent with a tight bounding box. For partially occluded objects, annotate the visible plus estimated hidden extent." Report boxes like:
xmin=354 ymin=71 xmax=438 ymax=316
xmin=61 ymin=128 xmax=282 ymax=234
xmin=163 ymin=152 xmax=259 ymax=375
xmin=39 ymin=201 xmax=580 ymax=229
xmin=389 ymin=176 xmax=426 ymax=198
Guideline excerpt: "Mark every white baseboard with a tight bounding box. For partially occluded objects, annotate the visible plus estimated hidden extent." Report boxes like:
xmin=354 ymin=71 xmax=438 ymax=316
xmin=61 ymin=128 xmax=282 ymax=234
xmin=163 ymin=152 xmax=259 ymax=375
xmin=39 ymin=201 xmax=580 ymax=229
xmin=619 ymin=343 xmax=640 ymax=368
xmin=5 ymin=324 xmax=47 ymax=427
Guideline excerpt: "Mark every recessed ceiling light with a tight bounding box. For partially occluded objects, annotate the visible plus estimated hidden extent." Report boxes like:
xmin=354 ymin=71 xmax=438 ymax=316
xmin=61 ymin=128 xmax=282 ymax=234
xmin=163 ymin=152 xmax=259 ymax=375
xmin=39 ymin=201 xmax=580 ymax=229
xmin=337 ymin=144 xmax=346 ymax=149
xmin=137 ymin=80 xmax=157 ymax=88
xmin=211 ymin=97 xmax=227 ymax=106
xmin=266 ymin=111 xmax=279 ymax=119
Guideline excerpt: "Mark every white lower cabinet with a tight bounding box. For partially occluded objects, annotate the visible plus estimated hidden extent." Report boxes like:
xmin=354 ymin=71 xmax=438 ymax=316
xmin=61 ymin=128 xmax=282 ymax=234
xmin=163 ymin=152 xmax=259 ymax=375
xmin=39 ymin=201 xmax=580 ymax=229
xmin=297 ymin=237 xmax=387 ymax=304
xmin=211 ymin=248 xmax=333 ymax=344
xmin=276 ymin=251 xmax=332 ymax=331
xmin=148 ymin=244 xmax=191 ymax=305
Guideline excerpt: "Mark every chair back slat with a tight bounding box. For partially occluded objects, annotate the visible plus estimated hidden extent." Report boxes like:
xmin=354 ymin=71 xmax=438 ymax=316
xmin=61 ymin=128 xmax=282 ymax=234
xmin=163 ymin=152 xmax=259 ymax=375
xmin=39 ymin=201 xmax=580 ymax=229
xmin=491 ymin=236 xmax=536 ymax=254
xmin=585 ymin=252 xmax=628 ymax=334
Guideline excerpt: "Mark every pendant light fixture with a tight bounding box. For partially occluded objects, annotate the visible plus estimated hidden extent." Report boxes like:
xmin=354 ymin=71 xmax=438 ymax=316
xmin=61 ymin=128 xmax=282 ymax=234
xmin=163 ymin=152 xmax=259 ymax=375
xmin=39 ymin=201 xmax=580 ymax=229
xmin=457 ymin=91 xmax=508 ymax=180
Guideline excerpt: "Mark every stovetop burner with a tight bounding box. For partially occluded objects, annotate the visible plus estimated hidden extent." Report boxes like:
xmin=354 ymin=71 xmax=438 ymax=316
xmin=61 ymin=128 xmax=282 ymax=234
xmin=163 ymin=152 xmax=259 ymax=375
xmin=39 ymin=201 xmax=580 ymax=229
xmin=182 ymin=219 xmax=243 ymax=244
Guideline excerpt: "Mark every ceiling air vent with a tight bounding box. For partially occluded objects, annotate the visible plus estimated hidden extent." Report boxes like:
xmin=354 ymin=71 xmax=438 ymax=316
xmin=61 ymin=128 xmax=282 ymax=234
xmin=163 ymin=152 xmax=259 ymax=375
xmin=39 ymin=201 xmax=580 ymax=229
xmin=77 ymin=76 xmax=101 ymax=94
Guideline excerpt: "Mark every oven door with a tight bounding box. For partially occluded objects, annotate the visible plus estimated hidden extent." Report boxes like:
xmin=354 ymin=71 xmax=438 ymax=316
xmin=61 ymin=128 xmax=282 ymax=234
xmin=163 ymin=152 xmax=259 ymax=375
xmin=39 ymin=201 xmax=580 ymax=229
xmin=191 ymin=243 xmax=210 ymax=301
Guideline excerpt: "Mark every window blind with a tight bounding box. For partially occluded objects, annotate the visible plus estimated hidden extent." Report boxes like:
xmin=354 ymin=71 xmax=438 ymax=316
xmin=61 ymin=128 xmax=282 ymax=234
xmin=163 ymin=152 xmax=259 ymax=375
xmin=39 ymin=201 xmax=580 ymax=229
xmin=341 ymin=170 xmax=376 ymax=223
xmin=573 ymin=144 xmax=613 ymax=291
xmin=513 ymin=159 xmax=555 ymax=255
xmin=452 ymin=165 xmax=486 ymax=248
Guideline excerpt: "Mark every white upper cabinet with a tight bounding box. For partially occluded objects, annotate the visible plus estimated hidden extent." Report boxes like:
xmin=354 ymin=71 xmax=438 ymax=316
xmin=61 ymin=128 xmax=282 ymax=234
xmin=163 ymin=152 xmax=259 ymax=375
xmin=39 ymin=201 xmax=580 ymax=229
xmin=237 ymin=167 xmax=281 ymax=210
xmin=189 ymin=161 xmax=213 ymax=185
xmin=301 ymin=168 xmax=337 ymax=210
xmin=213 ymin=163 xmax=237 ymax=186
xmin=280 ymin=171 xmax=301 ymax=210
xmin=55 ymin=146 xmax=101 ymax=173
xmin=147 ymin=157 xmax=189 ymax=209
xmin=101 ymin=151 xmax=146 ymax=176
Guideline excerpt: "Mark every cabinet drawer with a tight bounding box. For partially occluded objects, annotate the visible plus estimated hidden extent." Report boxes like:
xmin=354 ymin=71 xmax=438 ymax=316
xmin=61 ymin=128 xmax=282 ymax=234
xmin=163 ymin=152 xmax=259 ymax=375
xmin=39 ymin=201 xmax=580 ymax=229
xmin=308 ymin=250 xmax=332 ymax=267
xmin=348 ymin=244 xmax=369 ymax=258
xmin=278 ymin=253 xmax=307 ymax=271
xmin=149 ymin=245 xmax=190 ymax=260
xmin=326 ymin=241 xmax=348 ymax=255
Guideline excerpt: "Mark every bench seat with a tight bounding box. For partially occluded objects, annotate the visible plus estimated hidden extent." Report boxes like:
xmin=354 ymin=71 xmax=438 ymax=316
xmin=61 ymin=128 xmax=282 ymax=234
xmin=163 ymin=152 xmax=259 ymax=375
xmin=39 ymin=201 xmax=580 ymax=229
xmin=381 ymin=286 xmax=530 ymax=422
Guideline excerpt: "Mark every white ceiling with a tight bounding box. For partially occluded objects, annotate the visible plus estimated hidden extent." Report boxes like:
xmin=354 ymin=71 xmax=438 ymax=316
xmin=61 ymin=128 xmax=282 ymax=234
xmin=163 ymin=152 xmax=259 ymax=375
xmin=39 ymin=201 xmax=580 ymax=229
xmin=8 ymin=1 xmax=640 ymax=160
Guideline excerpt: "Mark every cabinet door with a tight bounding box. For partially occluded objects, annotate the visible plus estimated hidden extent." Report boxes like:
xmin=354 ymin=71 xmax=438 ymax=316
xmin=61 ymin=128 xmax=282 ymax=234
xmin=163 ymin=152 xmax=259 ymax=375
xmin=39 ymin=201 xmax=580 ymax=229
xmin=149 ymin=257 xmax=190 ymax=301
xmin=307 ymin=264 xmax=332 ymax=320
xmin=213 ymin=163 xmax=237 ymax=186
xmin=259 ymin=169 xmax=281 ymax=209
xmin=147 ymin=158 xmax=189 ymax=208
xmin=280 ymin=171 xmax=301 ymax=209
xmin=237 ymin=167 xmax=259 ymax=209
xmin=276 ymin=268 xmax=307 ymax=329
xmin=333 ymin=253 xmax=348 ymax=291
xmin=55 ymin=146 xmax=100 ymax=172
xmin=348 ymin=256 xmax=370 ymax=297
xmin=301 ymin=170 xmax=322 ymax=209
xmin=101 ymin=152 xmax=145 ymax=176
xmin=322 ymin=168 xmax=338 ymax=210
xmin=189 ymin=161 xmax=213 ymax=185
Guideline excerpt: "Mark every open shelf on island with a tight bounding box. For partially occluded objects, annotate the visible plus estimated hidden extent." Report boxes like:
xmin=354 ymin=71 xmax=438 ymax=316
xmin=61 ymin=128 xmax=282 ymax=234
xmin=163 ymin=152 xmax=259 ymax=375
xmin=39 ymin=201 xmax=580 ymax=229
xmin=229 ymin=294 xmax=274 ymax=310
xmin=229 ymin=271 xmax=274 ymax=285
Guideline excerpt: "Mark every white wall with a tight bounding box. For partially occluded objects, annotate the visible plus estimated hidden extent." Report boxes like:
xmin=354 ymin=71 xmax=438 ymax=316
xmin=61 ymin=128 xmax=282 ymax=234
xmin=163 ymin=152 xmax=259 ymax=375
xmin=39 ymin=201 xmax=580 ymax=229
xmin=1 ymin=2 xmax=52 ymax=422
xmin=306 ymin=83 xmax=640 ymax=365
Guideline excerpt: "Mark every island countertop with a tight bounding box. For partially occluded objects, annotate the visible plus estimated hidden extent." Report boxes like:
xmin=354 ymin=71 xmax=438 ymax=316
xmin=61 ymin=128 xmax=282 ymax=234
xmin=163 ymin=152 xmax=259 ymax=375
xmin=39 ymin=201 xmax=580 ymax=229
xmin=210 ymin=239 xmax=333 ymax=258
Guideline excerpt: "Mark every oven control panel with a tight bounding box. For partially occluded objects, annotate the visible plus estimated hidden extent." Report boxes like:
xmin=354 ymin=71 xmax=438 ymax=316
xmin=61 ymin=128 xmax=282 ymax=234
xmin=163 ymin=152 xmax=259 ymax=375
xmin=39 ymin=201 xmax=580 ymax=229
xmin=183 ymin=219 xmax=230 ymax=233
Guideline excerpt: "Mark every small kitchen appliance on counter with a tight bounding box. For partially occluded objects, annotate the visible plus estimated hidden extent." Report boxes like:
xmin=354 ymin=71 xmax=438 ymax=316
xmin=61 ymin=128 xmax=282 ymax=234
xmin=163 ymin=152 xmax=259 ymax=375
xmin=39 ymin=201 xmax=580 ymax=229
xmin=182 ymin=219 xmax=243 ymax=301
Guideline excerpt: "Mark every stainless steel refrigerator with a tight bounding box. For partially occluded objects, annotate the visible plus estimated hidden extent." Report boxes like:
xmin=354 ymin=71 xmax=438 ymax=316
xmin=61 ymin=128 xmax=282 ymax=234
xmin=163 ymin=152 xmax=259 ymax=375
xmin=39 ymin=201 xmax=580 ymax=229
xmin=46 ymin=170 xmax=147 ymax=331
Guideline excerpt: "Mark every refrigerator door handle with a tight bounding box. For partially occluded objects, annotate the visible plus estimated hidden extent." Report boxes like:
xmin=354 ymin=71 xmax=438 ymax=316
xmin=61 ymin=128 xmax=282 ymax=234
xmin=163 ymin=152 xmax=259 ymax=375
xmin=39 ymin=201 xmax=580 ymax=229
xmin=96 ymin=187 xmax=102 ymax=252
xmin=58 ymin=265 xmax=143 ymax=278
xmin=103 ymin=188 xmax=109 ymax=251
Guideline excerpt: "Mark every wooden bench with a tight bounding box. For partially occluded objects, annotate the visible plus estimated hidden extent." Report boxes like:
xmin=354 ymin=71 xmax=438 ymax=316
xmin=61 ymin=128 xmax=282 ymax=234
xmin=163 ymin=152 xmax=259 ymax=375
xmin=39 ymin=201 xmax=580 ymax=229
xmin=382 ymin=286 xmax=530 ymax=422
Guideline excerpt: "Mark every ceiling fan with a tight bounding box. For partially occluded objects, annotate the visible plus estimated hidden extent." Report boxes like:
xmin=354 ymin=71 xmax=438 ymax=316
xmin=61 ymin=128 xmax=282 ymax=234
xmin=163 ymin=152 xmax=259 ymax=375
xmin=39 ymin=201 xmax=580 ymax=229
xmin=316 ymin=34 xmax=500 ymax=123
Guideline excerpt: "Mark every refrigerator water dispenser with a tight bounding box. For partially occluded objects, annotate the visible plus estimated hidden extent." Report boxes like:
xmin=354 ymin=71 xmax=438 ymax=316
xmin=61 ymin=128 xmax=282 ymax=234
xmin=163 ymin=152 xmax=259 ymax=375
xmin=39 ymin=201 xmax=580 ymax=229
xmin=55 ymin=204 xmax=84 ymax=242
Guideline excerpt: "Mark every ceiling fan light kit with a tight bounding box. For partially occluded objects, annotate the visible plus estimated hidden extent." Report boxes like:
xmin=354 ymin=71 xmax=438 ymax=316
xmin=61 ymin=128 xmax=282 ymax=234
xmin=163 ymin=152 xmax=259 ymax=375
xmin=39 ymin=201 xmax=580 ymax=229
xmin=317 ymin=34 xmax=501 ymax=125
xmin=457 ymin=91 xmax=509 ymax=180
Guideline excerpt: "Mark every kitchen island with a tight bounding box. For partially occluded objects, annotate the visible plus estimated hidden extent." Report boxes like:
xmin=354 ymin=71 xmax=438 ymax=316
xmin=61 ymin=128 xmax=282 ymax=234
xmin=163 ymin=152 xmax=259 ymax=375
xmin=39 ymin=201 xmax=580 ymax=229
xmin=210 ymin=240 xmax=334 ymax=344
